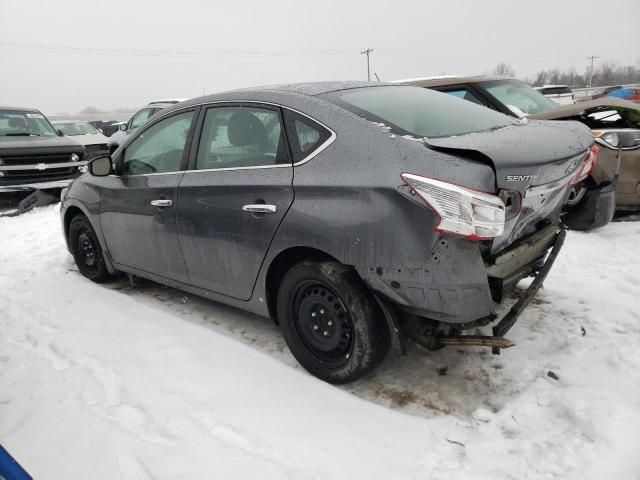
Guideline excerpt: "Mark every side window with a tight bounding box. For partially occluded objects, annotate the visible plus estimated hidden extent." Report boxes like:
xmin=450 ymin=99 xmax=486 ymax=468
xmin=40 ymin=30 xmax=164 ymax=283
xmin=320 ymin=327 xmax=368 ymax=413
xmin=441 ymin=88 xmax=486 ymax=106
xmin=195 ymin=106 xmax=288 ymax=170
xmin=122 ymin=111 xmax=194 ymax=175
xmin=129 ymin=108 xmax=154 ymax=130
xmin=283 ymin=110 xmax=331 ymax=163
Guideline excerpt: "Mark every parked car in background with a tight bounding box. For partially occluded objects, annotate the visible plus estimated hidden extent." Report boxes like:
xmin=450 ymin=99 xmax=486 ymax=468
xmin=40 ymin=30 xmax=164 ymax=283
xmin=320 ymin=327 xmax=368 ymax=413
xmin=62 ymin=82 xmax=594 ymax=383
xmin=0 ymin=106 xmax=85 ymax=192
xmin=53 ymin=121 xmax=110 ymax=160
xmin=89 ymin=120 xmax=125 ymax=138
xmin=534 ymin=85 xmax=575 ymax=105
xmin=605 ymin=87 xmax=640 ymax=103
xmin=401 ymin=75 xmax=640 ymax=216
xmin=533 ymin=100 xmax=640 ymax=211
xmin=108 ymin=99 xmax=187 ymax=151
xmin=593 ymin=85 xmax=623 ymax=99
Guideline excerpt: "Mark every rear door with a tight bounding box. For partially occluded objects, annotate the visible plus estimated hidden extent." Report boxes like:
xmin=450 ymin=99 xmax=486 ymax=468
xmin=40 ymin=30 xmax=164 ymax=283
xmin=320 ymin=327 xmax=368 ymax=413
xmin=176 ymin=103 xmax=294 ymax=300
xmin=100 ymin=109 xmax=197 ymax=283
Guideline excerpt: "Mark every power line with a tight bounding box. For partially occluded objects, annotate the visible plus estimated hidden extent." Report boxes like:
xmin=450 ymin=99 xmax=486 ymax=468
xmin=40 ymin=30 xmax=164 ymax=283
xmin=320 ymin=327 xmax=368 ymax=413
xmin=0 ymin=42 xmax=357 ymax=58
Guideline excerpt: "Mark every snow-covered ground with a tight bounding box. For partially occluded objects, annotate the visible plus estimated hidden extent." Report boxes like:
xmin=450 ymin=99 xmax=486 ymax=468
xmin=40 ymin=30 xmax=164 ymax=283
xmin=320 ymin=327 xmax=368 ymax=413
xmin=1 ymin=205 xmax=639 ymax=479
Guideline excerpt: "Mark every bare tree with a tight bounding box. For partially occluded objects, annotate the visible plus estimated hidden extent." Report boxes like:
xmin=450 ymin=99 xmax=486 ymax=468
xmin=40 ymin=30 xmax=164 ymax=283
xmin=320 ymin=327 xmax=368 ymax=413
xmin=493 ymin=63 xmax=515 ymax=77
xmin=532 ymin=70 xmax=548 ymax=86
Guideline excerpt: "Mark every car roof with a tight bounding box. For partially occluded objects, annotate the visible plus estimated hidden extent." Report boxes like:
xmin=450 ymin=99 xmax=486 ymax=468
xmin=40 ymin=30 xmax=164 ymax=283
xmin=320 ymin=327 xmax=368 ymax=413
xmin=146 ymin=98 xmax=189 ymax=106
xmin=0 ymin=106 xmax=41 ymax=113
xmin=236 ymin=81 xmax=390 ymax=96
xmin=392 ymin=75 xmax=509 ymax=88
xmin=172 ymin=81 xmax=396 ymax=110
xmin=535 ymin=84 xmax=570 ymax=89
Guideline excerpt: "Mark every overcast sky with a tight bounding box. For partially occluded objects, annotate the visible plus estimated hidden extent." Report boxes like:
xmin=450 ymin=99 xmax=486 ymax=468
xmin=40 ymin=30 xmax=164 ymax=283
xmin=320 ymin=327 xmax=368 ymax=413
xmin=1 ymin=0 xmax=638 ymax=115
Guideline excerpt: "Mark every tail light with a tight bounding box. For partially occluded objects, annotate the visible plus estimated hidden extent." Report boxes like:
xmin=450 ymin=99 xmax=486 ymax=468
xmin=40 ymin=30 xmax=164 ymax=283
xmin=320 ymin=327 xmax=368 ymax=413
xmin=401 ymin=173 xmax=505 ymax=240
xmin=570 ymin=144 xmax=598 ymax=184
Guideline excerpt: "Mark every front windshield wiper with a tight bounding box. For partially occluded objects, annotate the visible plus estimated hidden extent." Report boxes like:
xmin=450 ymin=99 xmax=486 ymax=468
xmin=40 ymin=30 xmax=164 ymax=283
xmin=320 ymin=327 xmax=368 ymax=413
xmin=3 ymin=132 xmax=41 ymax=137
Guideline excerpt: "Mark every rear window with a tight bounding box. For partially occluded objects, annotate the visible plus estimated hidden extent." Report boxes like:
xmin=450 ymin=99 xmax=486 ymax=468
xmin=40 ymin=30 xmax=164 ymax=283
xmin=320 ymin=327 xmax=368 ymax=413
xmin=323 ymin=86 xmax=517 ymax=138
xmin=538 ymin=86 xmax=572 ymax=96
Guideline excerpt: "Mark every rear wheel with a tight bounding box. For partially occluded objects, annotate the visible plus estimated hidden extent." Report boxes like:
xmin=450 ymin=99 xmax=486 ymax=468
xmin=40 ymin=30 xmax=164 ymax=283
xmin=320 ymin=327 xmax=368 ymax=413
xmin=277 ymin=260 xmax=390 ymax=384
xmin=69 ymin=215 xmax=112 ymax=283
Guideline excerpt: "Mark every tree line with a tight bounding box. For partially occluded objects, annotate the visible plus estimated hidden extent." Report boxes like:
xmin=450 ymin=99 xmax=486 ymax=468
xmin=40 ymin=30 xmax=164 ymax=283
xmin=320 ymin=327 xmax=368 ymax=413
xmin=493 ymin=61 xmax=640 ymax=88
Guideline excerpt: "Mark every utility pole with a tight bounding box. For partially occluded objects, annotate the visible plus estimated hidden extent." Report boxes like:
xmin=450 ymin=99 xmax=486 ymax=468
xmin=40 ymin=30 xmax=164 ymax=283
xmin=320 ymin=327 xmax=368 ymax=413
xmin=586 ymin=55 xmax=599 ymax=97
xmin=361 ymin=48 xmax=373 ymax=81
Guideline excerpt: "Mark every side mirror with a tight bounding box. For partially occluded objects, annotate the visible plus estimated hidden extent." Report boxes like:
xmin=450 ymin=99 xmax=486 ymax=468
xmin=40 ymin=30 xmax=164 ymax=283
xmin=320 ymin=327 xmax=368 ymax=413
xmin=89 ymin=155 xmax=113 ymax=177
xmin=119 ymin=123 xmax=128 ymax=132
xmin=57 ymin=129 xmax=65 ymax=137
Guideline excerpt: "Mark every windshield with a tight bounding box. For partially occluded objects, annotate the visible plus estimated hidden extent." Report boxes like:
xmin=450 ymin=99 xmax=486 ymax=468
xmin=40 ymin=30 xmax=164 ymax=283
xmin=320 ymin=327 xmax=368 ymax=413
xmin=482 ymin=80 xmax=558 ymax=115
xmin=55 ymin=122 xmax=99 ymax=136
xmin=324 ymin=86 xmax=518 ymax=138
xmin=0 ymin=110 xmax=58 ymax=137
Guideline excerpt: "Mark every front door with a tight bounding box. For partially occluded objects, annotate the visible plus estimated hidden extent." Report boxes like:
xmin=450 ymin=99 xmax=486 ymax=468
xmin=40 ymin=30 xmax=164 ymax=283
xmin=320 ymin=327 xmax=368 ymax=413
xmin=100 ymin=109 xmax=197 ymax=283
xmin=177 ymin=104 xmax=294 ymax=300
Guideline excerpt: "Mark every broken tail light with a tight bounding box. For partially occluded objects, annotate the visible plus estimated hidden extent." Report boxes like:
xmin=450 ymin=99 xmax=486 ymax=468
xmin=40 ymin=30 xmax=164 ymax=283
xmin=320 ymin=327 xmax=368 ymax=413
xmin=571 ymin=144 xmax=598 ymax=185
xmin=498 ymin=189 xmax=522 ymax=221
xmin=401 ymin=173 xmax=505 ymax=240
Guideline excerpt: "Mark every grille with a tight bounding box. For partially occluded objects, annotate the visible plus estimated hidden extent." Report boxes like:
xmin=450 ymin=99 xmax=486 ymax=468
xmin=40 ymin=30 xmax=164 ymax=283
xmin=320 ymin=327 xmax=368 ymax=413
xmin=0 ymin=153 xmax=75 ymax=166
xmin=4 ymin=166 xmax=76 ymax=178
xmin=0 ymin=170 xmax=80 ymax=186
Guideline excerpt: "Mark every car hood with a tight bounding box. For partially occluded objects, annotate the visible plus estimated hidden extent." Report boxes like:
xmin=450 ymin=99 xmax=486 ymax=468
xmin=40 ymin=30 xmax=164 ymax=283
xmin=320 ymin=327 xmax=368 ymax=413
xmin=66 ymin=132 xmax=109 ymax=146
xmin=529 ymin=98 xmax=639 ymax=120
xmin=0 ymin=135 xmax=85 ymax=156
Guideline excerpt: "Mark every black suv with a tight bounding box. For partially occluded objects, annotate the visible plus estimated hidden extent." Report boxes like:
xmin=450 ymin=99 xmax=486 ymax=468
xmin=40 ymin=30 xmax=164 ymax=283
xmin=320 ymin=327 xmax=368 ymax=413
xmin=0 ymin=106 xmax=85 ymax=192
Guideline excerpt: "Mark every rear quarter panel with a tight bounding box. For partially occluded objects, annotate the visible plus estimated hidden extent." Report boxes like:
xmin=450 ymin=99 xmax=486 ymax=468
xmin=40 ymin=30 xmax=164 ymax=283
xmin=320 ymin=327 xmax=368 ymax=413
xmin=255 ymin=94 xmax=497 ymax=320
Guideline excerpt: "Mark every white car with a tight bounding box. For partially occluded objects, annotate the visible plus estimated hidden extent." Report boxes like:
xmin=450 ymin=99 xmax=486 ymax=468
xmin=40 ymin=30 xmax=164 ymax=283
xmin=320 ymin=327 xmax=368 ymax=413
xmin=109 ymin=99 xmax=188 ymax=151
xmin=534 ymin=85 xmax=575 ymax=106
xmin=53 ymin=121 xmax=110 ymax=160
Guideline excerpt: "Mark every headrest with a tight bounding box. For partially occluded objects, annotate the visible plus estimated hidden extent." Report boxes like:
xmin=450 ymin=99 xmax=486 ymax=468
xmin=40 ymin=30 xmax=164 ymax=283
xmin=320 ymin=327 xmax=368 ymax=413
xmin=227 ymin=110 xmax=267 ymax=147
xmin=8 ymin=117 xmax=27 ymax=129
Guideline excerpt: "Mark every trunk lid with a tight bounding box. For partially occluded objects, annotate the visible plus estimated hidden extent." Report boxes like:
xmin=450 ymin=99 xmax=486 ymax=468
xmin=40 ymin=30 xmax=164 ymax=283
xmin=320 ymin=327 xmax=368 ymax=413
xmin=425 ymin=120 xmax=593 ymax=252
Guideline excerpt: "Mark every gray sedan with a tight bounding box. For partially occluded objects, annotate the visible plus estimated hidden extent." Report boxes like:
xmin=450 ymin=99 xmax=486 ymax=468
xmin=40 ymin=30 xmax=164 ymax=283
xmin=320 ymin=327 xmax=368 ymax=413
xmin=60 ymin=82 xmax=594 ymax=383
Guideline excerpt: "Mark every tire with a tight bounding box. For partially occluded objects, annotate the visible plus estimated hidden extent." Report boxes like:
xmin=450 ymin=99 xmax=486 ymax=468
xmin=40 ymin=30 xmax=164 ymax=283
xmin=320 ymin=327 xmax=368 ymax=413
xmin=277 ymin=260 xmax=390 ymax=384
xmin=69 ymin=215 xmax=112 ymax=283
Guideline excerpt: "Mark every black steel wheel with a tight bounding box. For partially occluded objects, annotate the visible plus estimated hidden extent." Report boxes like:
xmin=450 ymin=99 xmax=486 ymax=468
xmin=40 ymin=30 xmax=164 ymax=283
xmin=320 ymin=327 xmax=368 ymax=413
xmin=277 ymin=260 xmax=390 ymax=384
xmin=291 ymin=281 xmax=354 ymax=367
xmin=69 ymin=215 xmax=112 ymax=283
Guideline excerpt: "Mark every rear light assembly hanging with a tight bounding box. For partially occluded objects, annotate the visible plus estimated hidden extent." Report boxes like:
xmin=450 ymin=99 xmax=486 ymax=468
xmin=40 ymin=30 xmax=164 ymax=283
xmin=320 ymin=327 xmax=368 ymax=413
xmin=401 ymin=173 xmax=505 ymax=240
xmin=498 ymin=189 xmax=522 ymax=220
xmin=571 ymin=144 xmax=598 ymax=185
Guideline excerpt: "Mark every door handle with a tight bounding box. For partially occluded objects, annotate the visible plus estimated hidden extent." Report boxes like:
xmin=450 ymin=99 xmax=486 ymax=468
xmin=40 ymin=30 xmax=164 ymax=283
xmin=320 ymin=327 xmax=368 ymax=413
xmin=150 ymin=199 xmax=173 ymax=207
xmin=242 ymin=204 xmax=277 ymax=214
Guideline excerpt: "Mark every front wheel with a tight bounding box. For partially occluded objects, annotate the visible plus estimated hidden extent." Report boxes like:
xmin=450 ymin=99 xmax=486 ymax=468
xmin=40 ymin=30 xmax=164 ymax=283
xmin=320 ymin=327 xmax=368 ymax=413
xmin=277 ymin=261 xmax=390 ymax=384
xmin=69 ymin=215 xmax=113 ymax=283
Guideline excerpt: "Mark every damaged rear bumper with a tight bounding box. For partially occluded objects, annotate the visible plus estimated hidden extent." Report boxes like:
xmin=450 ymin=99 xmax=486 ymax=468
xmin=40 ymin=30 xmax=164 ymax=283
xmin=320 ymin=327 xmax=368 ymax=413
xmin=402 ymin=226 xmax=566 ymax=353
xmin=489 ymin=226 xmax=566 ymax=350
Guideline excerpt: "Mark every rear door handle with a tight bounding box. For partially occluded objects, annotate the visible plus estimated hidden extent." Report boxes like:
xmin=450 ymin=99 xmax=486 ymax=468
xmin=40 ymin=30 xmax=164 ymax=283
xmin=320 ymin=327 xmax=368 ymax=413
xmin=150 ymin=199 xmax=173 ymax=207
xmin=242 ymin=204 xmax=277 ymax=214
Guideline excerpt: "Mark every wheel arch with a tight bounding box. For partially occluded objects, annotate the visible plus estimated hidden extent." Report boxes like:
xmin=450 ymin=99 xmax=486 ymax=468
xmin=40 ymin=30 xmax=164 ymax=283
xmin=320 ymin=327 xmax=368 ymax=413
xmin=63 ymin=201 xmax=117 ymax=274
xmin=264 ymin=246 xmax=343 ymax=324
xmin=63 ymin=205 xmax=85 ymax=252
